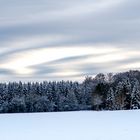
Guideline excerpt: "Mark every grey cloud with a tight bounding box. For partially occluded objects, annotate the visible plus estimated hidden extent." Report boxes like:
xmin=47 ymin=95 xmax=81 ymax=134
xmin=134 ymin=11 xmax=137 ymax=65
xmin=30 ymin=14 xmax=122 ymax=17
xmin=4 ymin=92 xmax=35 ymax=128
xmin=30 ymin=52 xmax=140 ymax=78
xmin=29 ymin=55 xmax=92 ymax=75
xmin=0 ymin=68 xmax=14 ymax=75
xmin=30 ymin=52 xmax=115 ymax=74
xmin=0 ymin=0 xmax=140 ymax=81
xmin=0 ymin=0 xmax=140 ymax=45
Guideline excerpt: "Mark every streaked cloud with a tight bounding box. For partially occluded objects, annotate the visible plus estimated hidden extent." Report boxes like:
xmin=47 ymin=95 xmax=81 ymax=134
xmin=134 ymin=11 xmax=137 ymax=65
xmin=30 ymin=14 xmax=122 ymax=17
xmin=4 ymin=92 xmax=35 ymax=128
xmin=0 ymin=0 xmax=140 ymax=81
xmin=0 ymin=45 xmax=118 ymax=75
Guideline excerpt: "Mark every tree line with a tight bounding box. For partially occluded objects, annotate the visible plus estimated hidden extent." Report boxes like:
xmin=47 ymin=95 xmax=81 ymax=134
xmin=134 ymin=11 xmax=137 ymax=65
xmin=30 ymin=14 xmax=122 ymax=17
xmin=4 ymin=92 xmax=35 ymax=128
xmin=0 ymin=70 xmax=140 ymax=113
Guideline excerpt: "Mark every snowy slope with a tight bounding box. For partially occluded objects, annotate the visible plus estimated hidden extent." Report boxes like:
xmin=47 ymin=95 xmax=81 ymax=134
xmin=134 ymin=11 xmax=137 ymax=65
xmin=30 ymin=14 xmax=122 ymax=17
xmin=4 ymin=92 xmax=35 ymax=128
xmin=0 ymin=110 xmax=140 ymax=140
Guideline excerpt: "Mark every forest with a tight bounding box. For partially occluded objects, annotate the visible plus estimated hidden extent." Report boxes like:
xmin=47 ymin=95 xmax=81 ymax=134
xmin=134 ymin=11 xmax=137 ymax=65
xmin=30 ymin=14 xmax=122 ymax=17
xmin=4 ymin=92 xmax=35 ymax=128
xmin=0 ymin=70 xmax=140 ymax=113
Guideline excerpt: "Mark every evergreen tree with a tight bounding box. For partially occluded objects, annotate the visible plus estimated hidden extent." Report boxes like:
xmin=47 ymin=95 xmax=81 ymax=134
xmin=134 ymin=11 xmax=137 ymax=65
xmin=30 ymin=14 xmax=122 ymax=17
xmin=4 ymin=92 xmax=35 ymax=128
xmin=131 ymin=79 xmax=140 ymax=109
xmin=106 ymin=87 xmax=115 ymax=110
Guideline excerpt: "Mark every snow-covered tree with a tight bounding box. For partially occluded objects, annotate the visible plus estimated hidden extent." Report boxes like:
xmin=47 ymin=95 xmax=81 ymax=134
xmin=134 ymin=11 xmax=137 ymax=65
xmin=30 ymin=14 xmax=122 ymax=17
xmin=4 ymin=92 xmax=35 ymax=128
xmin=106 ymin=87 xmax=115 ymax=110
xmin=131 ymin=79 xmax=140 ymax=109
xmin=94 ymin=73 xmax=106 ymax=84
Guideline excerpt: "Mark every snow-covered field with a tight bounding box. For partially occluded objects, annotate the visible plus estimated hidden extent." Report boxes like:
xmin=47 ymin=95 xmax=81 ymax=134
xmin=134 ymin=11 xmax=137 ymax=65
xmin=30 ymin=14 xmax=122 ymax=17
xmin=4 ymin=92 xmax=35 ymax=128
xmin=0 ymin=110 xmax=140 ymax=140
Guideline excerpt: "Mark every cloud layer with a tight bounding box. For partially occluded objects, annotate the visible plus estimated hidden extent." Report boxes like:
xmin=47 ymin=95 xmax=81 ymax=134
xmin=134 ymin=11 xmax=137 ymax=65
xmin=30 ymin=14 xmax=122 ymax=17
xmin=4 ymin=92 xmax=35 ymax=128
xmin=0 ymin=0 xmax=140 ymax=81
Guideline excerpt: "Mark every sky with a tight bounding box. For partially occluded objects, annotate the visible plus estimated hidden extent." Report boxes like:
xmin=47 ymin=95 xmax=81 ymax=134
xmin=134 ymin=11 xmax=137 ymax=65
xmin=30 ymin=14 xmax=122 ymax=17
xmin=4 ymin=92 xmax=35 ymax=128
xmin=0 ymin=0 xmax=140 ymax=82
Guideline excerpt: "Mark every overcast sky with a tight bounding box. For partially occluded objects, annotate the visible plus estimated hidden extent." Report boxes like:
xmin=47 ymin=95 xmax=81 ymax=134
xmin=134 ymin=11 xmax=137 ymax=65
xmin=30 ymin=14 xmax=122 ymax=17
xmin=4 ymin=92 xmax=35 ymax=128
xmin=0 ymin=0 xmax=140 ymax=82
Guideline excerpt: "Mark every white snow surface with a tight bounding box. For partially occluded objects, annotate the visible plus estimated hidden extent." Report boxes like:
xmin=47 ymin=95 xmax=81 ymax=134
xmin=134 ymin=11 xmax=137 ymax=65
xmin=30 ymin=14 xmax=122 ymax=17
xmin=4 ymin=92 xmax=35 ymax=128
xmin=0 ymin=110 xmax=140 ymax=140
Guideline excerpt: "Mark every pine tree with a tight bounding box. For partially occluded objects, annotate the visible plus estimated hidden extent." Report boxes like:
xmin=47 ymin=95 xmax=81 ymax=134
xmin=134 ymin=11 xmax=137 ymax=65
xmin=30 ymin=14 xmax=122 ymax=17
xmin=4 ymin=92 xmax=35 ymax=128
xmin=131 ymin=79 xmax=140 ymax=109
xmin=106 ymin=87 xmax=115 ymax=110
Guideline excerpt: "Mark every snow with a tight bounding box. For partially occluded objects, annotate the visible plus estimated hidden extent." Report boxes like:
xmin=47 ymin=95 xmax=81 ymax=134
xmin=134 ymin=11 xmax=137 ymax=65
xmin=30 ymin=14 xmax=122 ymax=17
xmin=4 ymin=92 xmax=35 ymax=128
xmin=0 ymin=110 xmax=140 ymax=140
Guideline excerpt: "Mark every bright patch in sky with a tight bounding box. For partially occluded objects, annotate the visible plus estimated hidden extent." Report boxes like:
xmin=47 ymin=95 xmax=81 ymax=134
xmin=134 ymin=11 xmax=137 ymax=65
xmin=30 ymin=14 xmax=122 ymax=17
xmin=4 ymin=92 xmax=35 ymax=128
xmin=0 ymin=46 xmax=118 ymax=75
